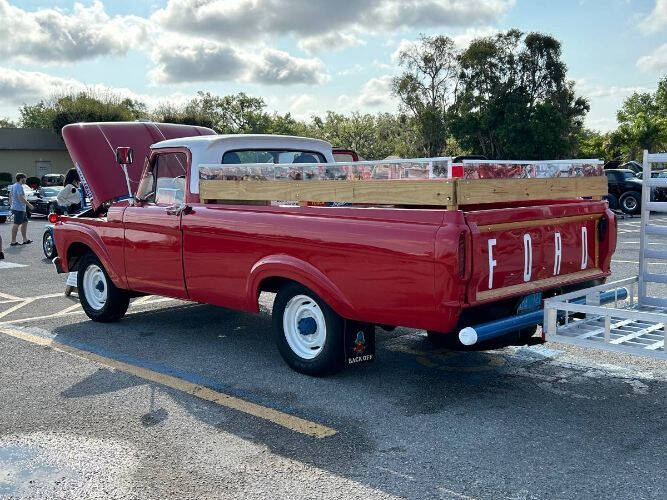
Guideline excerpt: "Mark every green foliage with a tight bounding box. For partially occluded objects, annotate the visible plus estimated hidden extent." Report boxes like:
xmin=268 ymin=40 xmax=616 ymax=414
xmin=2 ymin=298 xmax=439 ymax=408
xmin=19 ymin=91 xmax=147 ymax=135
xmin=392 ymin=35 xmax=458 ymax=156
xmin=151 ymin=91 xmax=308 ymax=136
xmin=612 ymin=79 xmax=667 ymax=159
xmin=0 ymin=117 xmax=16 ymax=128
xmin=307 ymin=112 xmax=421 ymax=159
xmin=452 ymin=30 xmax=589 ymax=159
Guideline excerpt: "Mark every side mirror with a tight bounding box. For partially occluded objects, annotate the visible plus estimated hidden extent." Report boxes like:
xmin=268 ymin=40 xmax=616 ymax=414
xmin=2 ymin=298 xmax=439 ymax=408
xmin=115 ymin=147 xmax=134 ymax=165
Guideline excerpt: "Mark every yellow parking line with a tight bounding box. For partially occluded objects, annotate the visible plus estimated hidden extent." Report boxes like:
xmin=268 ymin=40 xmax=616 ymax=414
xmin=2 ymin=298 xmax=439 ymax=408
xmin=0 ymin=327 xmax=337 ymax=439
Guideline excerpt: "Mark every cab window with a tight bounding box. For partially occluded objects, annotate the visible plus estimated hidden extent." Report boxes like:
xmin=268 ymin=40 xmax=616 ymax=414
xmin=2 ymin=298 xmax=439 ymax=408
xmin=136 ymin=152 xmax=188 ymax=205
xmin=222 ymin=150 xmax=325 ymax=164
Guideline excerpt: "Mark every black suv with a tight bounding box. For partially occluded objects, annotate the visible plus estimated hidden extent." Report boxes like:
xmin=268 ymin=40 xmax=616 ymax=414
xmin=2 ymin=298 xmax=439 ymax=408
xmin=604 ymin=169 xmax=643 ymax=214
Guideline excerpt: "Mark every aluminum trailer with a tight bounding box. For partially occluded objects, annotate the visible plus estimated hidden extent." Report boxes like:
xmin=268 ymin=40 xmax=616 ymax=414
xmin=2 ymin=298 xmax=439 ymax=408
xmin=544 ymin=151 xmax=667 ymax=360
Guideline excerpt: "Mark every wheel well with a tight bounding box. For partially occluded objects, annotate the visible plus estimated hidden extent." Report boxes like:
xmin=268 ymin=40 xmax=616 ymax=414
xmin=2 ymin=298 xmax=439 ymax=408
xmin=67 ymin=242 xmax=93 ymax=271
xmin=258 ymin=276 xmax=297 ymax=295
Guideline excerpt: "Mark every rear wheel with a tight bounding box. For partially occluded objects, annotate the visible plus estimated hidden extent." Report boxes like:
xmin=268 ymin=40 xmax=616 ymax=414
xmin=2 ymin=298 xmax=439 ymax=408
xmin=77 ymin=253 xmax=130 ymax=322
xmin=272 ymin=283 xmax=344 ymax=376
xmin=620 ymin=191 xmax=641 ymax=215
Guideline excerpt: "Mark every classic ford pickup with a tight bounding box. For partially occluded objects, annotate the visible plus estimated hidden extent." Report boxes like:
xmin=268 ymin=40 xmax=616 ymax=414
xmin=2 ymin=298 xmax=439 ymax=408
xmin=53 ymin=122 xmax=616 ymax=375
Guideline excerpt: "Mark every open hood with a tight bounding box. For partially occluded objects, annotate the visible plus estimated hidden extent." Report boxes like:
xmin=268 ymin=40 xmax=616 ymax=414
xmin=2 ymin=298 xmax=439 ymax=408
xmin=62 ymin=122 xmax=215 ymax=211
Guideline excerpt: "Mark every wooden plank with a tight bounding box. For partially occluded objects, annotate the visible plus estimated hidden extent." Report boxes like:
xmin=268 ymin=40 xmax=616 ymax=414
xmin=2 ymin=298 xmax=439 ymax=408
xmin=475 ymin=268 xmax=604 ymax=302
xmin=201 ymin=179 xmax=455 ymax=206
xmin=200 ymin=176 xmax=605 ymax=207
xmin=456 ymin=176 xmax=607 ymax=206
xmin=476 ymin=214 xmax=603 ymax=233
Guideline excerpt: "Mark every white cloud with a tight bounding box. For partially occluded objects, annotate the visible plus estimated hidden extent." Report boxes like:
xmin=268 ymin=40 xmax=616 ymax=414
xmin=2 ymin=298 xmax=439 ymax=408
xmin=391 ymin=39 xmax=419 ymax=62
xmin=637 ymin=43 xmax=667 ymax=72
xmin=0 ymin=0 xmax=148 ymax=64
xmin=152 ymin=0 xmax=515 ymax=50
xmin=149 ymin=38 xmax=247 ymax=84
xmin=640 ymin=0 xmax=667 ymax=33
xmin=451 ymin=26 xmax=500 ymax=48
xmin=150 ymin=40 xmax=327 ymax=85
xmin=298 ymin=32 xmax=366 ymax=54
xmin=249 ymin=49 xmax=327 ymax=85
xmin=576 ymin=79 xmax=653 ymax=98
xmin=357 ymin=75 xmax=394 ymax=107
xmin=0 ymin=67 xmax=191 ymax=109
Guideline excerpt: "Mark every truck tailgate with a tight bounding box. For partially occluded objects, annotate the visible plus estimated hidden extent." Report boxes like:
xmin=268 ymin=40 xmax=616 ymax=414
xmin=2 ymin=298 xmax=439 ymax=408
xmin=463 ymin=201 xmax=615 ymax=306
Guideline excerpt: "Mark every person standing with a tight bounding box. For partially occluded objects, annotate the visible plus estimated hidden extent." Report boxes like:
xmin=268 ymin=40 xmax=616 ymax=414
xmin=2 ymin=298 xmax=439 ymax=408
xmin=56 ymin=168 xmax=82 ymax=215
xmin=9 ymin=173 xmax=34 ymax=246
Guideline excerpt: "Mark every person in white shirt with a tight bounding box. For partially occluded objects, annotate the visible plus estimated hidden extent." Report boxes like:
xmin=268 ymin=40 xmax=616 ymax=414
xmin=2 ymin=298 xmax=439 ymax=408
xmin=56 ymin=168 xmax=82 ymax=215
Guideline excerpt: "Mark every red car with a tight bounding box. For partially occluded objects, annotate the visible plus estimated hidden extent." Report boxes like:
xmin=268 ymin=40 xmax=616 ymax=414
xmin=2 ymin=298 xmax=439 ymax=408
xmin=52 ymin=122 xmax=616 ymax=376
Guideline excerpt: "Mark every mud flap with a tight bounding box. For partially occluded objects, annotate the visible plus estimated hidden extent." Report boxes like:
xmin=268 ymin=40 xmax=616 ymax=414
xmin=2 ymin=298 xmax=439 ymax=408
xmin=344 ymin=321 xmax=376 ymax=366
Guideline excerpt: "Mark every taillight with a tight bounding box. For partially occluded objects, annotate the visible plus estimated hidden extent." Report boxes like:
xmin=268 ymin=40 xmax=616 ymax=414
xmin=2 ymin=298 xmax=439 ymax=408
xmin=48 ymin=213 xmax=60 ymax=224
xmin=458 ymin=231 xmax=467 ymax=278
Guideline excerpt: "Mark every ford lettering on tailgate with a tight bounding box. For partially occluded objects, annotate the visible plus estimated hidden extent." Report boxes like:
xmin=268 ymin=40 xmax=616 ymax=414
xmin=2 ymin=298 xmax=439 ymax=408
xmin=471 ymin=214 xmax=602 ymax=302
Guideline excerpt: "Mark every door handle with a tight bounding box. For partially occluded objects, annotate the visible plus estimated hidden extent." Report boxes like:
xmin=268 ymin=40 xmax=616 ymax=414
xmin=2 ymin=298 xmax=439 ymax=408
xmin=165 ymin=203 xmax=191 ymax=216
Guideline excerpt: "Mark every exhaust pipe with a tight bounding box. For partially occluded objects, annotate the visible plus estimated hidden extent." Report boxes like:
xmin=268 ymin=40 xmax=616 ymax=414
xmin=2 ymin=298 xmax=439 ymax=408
xmin=458 ymin=288 xmax=628 ymax=346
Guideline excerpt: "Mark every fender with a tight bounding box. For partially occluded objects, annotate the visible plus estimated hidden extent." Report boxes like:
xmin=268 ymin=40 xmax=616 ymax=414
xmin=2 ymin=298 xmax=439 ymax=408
xmin=56 ymin=221 xmax=127 ymax=289
xmin=247 ymin=254 xmax=357 ymax=319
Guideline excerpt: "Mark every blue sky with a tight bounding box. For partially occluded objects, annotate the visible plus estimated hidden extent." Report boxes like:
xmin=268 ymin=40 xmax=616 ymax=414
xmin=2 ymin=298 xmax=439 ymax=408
xmin=1 ymin=0 xmax=666 ymax=131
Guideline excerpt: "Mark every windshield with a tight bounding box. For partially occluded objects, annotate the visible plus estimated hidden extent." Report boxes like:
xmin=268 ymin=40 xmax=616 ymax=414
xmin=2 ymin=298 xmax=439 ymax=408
xmin=222 ymin=150 xmax=325 ymax=164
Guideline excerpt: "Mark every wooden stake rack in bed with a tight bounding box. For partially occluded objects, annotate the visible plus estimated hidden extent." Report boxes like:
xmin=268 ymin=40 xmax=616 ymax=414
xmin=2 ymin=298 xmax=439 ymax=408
xmin=199 ymin=176 xmax=607 ymax=209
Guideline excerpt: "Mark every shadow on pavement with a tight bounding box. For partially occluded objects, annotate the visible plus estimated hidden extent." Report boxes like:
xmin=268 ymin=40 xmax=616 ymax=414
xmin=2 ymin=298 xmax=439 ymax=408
xmin=48 ymin=301 xmax=667 ymax=499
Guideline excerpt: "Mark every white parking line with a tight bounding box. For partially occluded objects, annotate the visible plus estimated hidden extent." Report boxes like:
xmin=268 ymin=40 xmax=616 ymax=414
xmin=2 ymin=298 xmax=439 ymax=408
xmin=0 ymin=299 xmax=34 ymax=320
xmin=0 ymin=261 xmax=28 ymax=269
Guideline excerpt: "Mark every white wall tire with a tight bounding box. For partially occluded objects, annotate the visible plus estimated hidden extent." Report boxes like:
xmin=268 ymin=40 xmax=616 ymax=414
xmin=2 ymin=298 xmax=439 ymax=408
xmin=77 ymin=253 xmax=130 ymax=322
xmin=273 ymin=283 xmax=344 ymax=376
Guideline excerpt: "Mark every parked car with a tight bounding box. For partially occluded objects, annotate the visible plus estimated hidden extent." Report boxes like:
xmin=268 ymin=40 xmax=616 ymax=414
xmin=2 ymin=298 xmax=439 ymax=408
xmin=652 ymin=170 xmax=667 ymax=201
xmin=0 ymin=195 xmax=9 ymax=223
xmin=41 ymin=173 xmax=65 ymax=186
xmin=32 ymin=186 xmax=64 ymax=216
xmin=604 ymin=169 xmax=643 ymax=214
xmin=619 ymin=161 xmax=642 ymax=175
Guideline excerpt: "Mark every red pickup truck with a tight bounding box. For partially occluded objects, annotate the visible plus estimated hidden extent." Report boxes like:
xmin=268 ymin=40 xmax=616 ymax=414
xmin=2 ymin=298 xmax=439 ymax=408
xmin=53 ymin=122 xmax=616 ymax=375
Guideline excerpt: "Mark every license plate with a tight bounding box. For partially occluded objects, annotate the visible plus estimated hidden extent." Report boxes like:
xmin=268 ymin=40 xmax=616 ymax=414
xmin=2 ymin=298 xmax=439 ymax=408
xmin=517 ymin=292 xmax=543 ymax=314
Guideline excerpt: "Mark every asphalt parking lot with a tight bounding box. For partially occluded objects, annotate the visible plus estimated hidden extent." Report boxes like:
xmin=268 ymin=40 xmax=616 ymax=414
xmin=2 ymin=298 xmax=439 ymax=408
xmin=0 ymin=213 xmax=665 ymax=499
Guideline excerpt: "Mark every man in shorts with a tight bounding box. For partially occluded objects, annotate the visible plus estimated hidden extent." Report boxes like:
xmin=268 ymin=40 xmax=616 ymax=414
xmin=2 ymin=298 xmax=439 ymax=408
xmin=9 ymin=173 xmax=34 ymax=246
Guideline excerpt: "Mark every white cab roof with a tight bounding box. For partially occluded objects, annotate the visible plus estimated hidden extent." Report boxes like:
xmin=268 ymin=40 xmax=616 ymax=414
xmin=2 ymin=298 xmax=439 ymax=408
xmin=152 ymin=134 xmax=335 ymax=195
xmin=152 ymin=134 xmax=333 ymax=157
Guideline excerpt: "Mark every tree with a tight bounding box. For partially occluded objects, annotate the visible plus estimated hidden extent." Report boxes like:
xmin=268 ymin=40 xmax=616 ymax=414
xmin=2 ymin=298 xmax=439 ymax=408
xmin=19 ymin=90 xmax=147 ymax=135
xmin=451 ymin=30 xmax=589 ymax=159
xmin=0 ymin=117 xmax=16 ymax=128
xmin=307 ymin=112 xmax=422 ymax=160
xmin=614 ymin=77 xmax=667 ymax=158
xmin=392 ymin=35 xmax=459 ymax=157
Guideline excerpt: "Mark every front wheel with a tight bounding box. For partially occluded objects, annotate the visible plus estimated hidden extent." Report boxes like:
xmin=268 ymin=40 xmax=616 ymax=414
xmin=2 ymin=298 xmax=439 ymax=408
xmin=42 ymin=230 xmax=56 ymax=259
xmin=272 ymin=283 xmax=344 ymax=376
xmin=77 ymin=253 xmax=130 ymax=322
